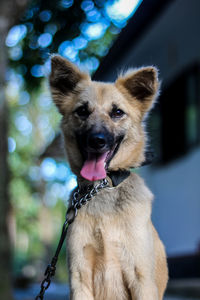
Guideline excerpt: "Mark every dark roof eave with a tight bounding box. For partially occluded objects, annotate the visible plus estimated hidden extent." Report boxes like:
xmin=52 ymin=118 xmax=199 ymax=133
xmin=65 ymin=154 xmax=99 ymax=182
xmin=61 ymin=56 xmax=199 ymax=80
xmin=93 ymin=0 xmax=173 ymax=81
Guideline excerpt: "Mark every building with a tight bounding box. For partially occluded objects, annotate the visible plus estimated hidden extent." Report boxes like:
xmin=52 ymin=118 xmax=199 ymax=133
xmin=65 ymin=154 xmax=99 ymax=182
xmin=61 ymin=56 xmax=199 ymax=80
xmin=93 ymin=0 xmax=200 ymax=278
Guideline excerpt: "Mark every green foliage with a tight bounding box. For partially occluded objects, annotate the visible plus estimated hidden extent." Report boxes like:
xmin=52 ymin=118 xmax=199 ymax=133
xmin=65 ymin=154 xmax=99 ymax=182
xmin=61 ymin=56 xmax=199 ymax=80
xmin=6 ymin=0 xmax=136 ymax=283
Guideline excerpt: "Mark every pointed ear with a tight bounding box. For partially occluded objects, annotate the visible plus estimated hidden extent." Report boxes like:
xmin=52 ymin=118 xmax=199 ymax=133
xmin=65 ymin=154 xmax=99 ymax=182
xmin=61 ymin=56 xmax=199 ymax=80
xmin=115 ymin=67 xmax=160 ymax=115
xmin=49 ymin=55 xmax=89 ymax=113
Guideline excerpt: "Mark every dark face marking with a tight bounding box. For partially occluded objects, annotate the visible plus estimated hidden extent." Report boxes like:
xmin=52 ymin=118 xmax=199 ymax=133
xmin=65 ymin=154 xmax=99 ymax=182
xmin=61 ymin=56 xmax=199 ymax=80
xmin=75 ymin=126 xmax=125 ymax=170
xmin=76 ymin=127 xmax=114 ymax=154
xmin=105 ymin=134 xmax=124 ymax=168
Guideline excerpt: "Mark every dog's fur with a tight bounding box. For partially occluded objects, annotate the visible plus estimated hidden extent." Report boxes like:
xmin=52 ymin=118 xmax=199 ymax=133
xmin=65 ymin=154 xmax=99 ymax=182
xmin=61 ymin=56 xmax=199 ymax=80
xmin=49 ymin=55 xmax=168 ymax=300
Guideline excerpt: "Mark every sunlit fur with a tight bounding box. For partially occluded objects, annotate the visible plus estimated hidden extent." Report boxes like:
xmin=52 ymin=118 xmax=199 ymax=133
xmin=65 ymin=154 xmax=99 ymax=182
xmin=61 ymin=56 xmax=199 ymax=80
xmin=49 ymin=55 xmax=168 ymax=300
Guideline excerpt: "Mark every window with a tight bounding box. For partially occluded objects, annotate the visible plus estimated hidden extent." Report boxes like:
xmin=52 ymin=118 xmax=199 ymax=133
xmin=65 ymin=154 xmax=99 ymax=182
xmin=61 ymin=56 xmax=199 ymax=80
xmin=148 ymin=64 xmax=200 ymax=164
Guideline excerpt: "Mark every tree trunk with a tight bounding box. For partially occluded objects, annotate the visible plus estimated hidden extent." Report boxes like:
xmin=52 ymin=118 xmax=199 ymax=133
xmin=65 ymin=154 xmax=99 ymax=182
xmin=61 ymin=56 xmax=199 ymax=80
xmin=0 ymin=27 xmax=13 ymax=300
xmin=0 ymin=1 xmax=29 ymax=298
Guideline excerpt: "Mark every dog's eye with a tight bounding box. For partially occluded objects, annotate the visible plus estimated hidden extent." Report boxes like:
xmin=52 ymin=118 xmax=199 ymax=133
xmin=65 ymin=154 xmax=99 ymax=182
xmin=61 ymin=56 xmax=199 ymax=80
xmin=75 ymin=106 xmax=90 ymax=119
xmin=110 ymin=108 xmax=125 ymax=119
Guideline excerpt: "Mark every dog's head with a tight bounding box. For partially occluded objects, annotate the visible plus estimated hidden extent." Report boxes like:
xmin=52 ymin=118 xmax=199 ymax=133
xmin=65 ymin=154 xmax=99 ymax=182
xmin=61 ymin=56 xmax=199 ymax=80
xmin=49 ymin=55 xmax=159 ymax=181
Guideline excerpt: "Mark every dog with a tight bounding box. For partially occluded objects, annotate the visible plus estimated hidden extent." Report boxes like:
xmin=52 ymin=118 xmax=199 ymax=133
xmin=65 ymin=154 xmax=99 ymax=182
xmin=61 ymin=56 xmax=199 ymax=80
xmin=49 ymin=55 xmax=168 ymax=300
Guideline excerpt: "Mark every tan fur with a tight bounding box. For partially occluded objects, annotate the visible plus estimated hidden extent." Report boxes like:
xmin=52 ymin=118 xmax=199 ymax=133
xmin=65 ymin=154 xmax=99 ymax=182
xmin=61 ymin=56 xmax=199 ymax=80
xmin=49 ymin=56 xmax=168 ymax=299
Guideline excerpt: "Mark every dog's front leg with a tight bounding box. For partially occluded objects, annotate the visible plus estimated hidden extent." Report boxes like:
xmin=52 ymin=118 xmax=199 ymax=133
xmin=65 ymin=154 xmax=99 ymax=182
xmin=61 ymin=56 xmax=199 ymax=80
xmin=67 ymin=219 xmax=95 ymax=300
xmin=69 ymin=268 xmax=94 ymax=300
xmin=129 ymin=277 xmax=159 ymax=300
xmin=123 ymin=264 xmax=159 ymax=300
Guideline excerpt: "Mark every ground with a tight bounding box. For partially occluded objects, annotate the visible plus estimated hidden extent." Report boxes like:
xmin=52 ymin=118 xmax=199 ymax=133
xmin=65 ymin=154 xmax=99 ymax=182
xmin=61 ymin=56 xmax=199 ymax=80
xmin=14 ymin=281 xmax=200 ymax=300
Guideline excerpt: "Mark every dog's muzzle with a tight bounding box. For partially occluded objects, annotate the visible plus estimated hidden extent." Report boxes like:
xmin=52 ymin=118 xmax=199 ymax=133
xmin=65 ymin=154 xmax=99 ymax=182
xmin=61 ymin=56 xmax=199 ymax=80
xmin=76 ymin=128 xmax=124 ymax=181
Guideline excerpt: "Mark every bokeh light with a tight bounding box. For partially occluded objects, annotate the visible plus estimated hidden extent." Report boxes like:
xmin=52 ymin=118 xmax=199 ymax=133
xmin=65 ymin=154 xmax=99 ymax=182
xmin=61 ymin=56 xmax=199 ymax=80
xmin=73 ymin=36 xmax=88 ymax=50
xmin=105 ymin=0 xmax=142 ymax=26
xmin=9 ymin=46 xmax=23 ymax=61
xmin=58 ymin=41 xmax=78 ymax=61
xmin=81 ymin=21 xmax=109 ymax=40
xmin=6 ymin=25 xmax=27 ymax=47
xmin=41 ymin=158 xmax=57 ymax=181
xmin=18 ymin=91 xmax=30 ymax=106
xmin=39 ymin=10 xmax=52 ymax=22
xmin=38 ymin=33 xmax=53 ymax=48
xmin=60 ymin=0 xmax=74 ymax=9
xmin=31 ymin=64 xmax=44 ymax=77
xmin=8 ymin=137 xmax=16 ymax=153
xmin=15 ymin=113 xmax=33 ymax=136
xmin=81 ymin=0 xmax=94 ymax=12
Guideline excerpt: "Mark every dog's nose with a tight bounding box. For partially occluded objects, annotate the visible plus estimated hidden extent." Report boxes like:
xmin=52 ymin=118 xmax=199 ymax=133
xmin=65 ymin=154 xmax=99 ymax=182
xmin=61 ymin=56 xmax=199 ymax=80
xmin=88 ymin=133 xmax=106 ymax=150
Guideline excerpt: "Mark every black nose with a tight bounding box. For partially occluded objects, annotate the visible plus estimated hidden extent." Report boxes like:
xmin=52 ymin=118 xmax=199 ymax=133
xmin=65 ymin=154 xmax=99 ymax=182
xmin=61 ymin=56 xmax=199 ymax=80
xmin=88 ymin=133 xmax=106 ymax=150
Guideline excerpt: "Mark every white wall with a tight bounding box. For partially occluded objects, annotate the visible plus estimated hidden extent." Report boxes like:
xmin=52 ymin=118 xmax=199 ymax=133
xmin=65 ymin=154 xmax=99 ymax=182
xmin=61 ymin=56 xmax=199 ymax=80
xmin=140 ymin=148 xmax=200 ymax=256
xmin=102 ymin=0 xmax=200 ymax=256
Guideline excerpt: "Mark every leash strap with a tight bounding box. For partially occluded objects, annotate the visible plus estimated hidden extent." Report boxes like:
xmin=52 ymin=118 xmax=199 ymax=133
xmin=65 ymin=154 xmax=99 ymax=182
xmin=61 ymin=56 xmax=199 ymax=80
xmin=35 ymin=178 xmax=109 ymax=299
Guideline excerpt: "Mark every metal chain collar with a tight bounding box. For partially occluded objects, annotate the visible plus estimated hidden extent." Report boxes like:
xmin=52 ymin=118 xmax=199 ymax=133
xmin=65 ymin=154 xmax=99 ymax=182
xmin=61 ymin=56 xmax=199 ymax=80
xmin=35 ymin=178 xmax=109 ymax=300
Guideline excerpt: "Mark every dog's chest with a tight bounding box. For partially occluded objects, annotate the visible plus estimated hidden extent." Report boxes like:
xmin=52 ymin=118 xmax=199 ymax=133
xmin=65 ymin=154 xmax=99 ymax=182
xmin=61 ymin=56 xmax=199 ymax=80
xmin=67 ymin=178 xmax=154 ymax=299
xmin=68 ymin=176 xmax=153 ymax=257
xmin=68 ymin=198 xmax=151 ymax=263
xmin=68 ymin=209 xmax=153 ymax=300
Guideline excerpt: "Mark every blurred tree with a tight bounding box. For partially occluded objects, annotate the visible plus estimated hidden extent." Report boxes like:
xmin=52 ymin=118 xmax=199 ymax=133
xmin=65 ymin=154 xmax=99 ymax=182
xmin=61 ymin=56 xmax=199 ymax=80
xmin=0 ymin=1 xmax=29 ymax=298
xmin=2 ymin=0 xmax=139 ymax=293
xmin=9 ymin=0 xmax=120 ymax=90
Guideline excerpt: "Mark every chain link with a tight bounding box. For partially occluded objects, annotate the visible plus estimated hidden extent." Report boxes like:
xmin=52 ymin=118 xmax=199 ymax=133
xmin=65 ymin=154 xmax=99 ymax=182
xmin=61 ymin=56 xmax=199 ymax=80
xmin=35 ymin=178 xmax=109 ymax=300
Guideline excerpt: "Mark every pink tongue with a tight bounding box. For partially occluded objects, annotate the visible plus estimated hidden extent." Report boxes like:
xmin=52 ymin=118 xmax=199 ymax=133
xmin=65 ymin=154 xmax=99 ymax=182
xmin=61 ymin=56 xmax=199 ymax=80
xmin=80 ymin=152 xmax=108 ymax=181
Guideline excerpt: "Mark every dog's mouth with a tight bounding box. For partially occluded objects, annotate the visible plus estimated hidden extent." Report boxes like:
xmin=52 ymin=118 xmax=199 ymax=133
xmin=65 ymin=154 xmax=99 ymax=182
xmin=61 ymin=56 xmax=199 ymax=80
xmin=80 ymin=149 xmax=113 ymax=181
xmin=80 ymin=138 xmax=123 ymax=182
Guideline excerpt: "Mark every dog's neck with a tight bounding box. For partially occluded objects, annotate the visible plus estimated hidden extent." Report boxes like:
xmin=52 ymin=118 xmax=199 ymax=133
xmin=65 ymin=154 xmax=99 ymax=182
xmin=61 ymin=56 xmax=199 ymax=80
xmin=77 ymin=169 xmax=131 ymax=190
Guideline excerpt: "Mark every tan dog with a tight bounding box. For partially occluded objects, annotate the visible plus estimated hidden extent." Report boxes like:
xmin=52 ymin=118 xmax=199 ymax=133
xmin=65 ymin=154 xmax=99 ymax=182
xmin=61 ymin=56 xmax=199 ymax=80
xmin=49 ymin=55 xmax=168 ymax=300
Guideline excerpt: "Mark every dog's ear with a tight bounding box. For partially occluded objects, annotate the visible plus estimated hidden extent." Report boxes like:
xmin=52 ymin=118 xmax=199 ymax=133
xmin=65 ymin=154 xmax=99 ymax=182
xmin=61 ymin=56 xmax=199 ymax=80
xmin=115 ymin=67 xmax=159 ymax=116
xmin=49 ymin=55 xmax=89 ymax=113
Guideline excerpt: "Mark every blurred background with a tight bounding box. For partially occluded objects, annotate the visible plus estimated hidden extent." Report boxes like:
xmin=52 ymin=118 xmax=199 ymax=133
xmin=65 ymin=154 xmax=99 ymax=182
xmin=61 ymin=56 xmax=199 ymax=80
xmin=0 ymin=0 xmax=200 ymax=299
